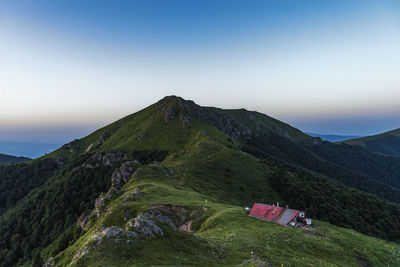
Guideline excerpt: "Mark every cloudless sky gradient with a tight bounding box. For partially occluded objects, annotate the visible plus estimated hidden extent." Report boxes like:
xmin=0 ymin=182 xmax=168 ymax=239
xmin=1 ymin=0 xmax=400 ymax=144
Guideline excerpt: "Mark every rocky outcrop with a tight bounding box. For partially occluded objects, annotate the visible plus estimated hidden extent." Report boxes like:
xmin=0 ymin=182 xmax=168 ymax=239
xmin=149 ymin=209 xmax=177 ymax=229
xmin=110 ymin=161 xmax=140 ymax=190
xmin=92 ymin=160 xmax=140 ymax=218
xmin=95 ymin=152 xmax=125 ymax=166
xmin=156 ymin=96 xmax=254 ymax=139
xmin=93 ymin=193 xmax=106 ymax=217
xmin=105 ymin=160 xmax=140 ymax=201
xmin=42 ymin=257 xmax=54 ymax=267
xmin=102 ymin=226 xmax=123 ymax=238
xmin=134 ymin=205 xmax=205 ymax=233
xmin=129 ymin=213 xmax=164 ymax=237
xmin=152 ymin=205 xmax=188 ymax=225
xmin=90 ymin=226 xmax=137 ymax=245
xmin=71 ymin=246 xmax=89 ymax=264
xmin=77 ymin=211 xmax=91 ymax=230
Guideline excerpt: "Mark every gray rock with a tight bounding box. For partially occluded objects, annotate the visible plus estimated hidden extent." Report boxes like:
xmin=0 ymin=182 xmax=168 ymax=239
xmin=94 ymin=193 xmax=106 ymax=217
xmin=111 ymin=160 xmax=140 ymax=190
xmin=150 ymin=209 xmax=177 ymax=229
xmin=95 ymin=152 xmax=124 ymax=166
xmin=106 ymin=160 xmax=141 ymax=198
xmin=102 ymin=226 xmax=123 ymax=238
xmin=77 ymin=212 xmax=90 ymax=230
xmin=42 ymin=257 xmax=54 ymax=267
xmin=71 ymin=246 xmax=89 ymax=263
xmin=133 ymin=213 xmax=164 ymax=237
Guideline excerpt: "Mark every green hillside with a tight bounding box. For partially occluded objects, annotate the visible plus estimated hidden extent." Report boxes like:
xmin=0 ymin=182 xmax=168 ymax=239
xmin=52 ymin=150 xmax=400 ymax=266
xmin=341 ymin=129 xmax=400 ymax=156
xmin=1 ymin=96 xmax=400 ymax=266
xmin=0 ymin=153 xmax=30 ymax=164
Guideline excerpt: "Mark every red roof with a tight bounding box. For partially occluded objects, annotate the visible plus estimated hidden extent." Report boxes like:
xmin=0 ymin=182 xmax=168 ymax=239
xmin=249 ymin=203 xmax=284 ymax=223
xmin=249 ymin=203 xmax=301 ymax=225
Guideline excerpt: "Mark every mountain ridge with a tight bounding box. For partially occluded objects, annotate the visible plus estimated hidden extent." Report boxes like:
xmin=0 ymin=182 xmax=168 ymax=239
xmin=1 ymin=96 xmax=400 ymax=266
xmin=306 ymin=132 xmax=362 ymax=142
xmin=341 ymin=128 xmax=400 ymax=156
xmin=0 ymin=153 xmax=30 ymax=164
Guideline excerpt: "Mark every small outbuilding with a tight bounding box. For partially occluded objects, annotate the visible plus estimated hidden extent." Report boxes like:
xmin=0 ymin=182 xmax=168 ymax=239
xmin=249 ymin=202 xmax=311 ymax=226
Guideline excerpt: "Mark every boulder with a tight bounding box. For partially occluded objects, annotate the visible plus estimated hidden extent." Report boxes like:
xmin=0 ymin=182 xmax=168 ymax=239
xmin=133 ymin=213 xmax=164 ymax=237
xmin=102 ymin=226 xmax=123 ymax=238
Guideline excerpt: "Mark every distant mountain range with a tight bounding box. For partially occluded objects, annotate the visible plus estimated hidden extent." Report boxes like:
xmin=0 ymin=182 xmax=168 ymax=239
xmin=306 ymin=132 xmax=362 ymax=142
xmin=0 ymin=153 xmax=30 ymax=164
xmin=2 ymin=96 xmax=400 ymax=266
xmin=340 ymin=128 xmax=400 ymax=156
xmin=0 ymin=141 xmax=61 ymax=159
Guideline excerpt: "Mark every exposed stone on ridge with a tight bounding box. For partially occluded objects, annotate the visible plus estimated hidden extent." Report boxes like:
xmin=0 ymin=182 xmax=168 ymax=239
xmin=110 ymin=160 xmax=140 ymax=190
xmin=42 ymin=257 xmax=55 ymax=267
xmin=96 ymin=152 xmax=124 ymax=166
xmin=131 ymin=213 xmax=164 ymax=237
xmin=94 ymin=193 xmax=106 ymax=217
xmin=77 ymin=211 xmax=91 ymax=230
xmin=102 ymin=226 xmax=123 ymax=238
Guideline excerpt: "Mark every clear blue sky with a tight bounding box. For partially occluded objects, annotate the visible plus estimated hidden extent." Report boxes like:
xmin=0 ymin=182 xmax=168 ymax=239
xmin=1 ymin=0 xmax=400 ymax=143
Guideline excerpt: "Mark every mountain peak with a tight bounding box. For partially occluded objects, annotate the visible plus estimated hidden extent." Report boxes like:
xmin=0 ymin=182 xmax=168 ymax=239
xmin=154 ymin=95 xmax=202 ymax=123
xmin=156 ymin=95 xmax=197 ymax=107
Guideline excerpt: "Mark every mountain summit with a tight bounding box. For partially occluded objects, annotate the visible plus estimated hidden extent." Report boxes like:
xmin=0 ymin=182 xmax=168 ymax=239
xmin=1 ymin=96 xmax=400 ymax=266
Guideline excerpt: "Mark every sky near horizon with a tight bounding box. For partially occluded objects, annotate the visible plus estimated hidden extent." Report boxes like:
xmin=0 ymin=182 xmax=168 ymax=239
xmin=1 ymin=0 xmax=400 ymax=143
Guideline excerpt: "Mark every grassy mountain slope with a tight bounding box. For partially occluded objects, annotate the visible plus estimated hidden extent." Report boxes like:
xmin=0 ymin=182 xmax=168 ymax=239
xmin=2 ymin=96 xmax=400 ymax=266
xmin=341 ymin=128 xmax=400 ymax=156
xmin=45 ymin=96 xmax=312 ymax=162
xmin=48 ymin=96 xmax=400 ymax=203
xmin=0 ymin=153 xmax=30 ymax=164
xmin=51 ymin=141 xmax=400 ymax=266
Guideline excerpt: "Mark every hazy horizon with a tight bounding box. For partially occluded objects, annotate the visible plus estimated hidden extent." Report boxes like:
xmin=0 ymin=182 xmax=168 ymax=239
xmin=1 ymin=0 xmax=400 ymax=144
